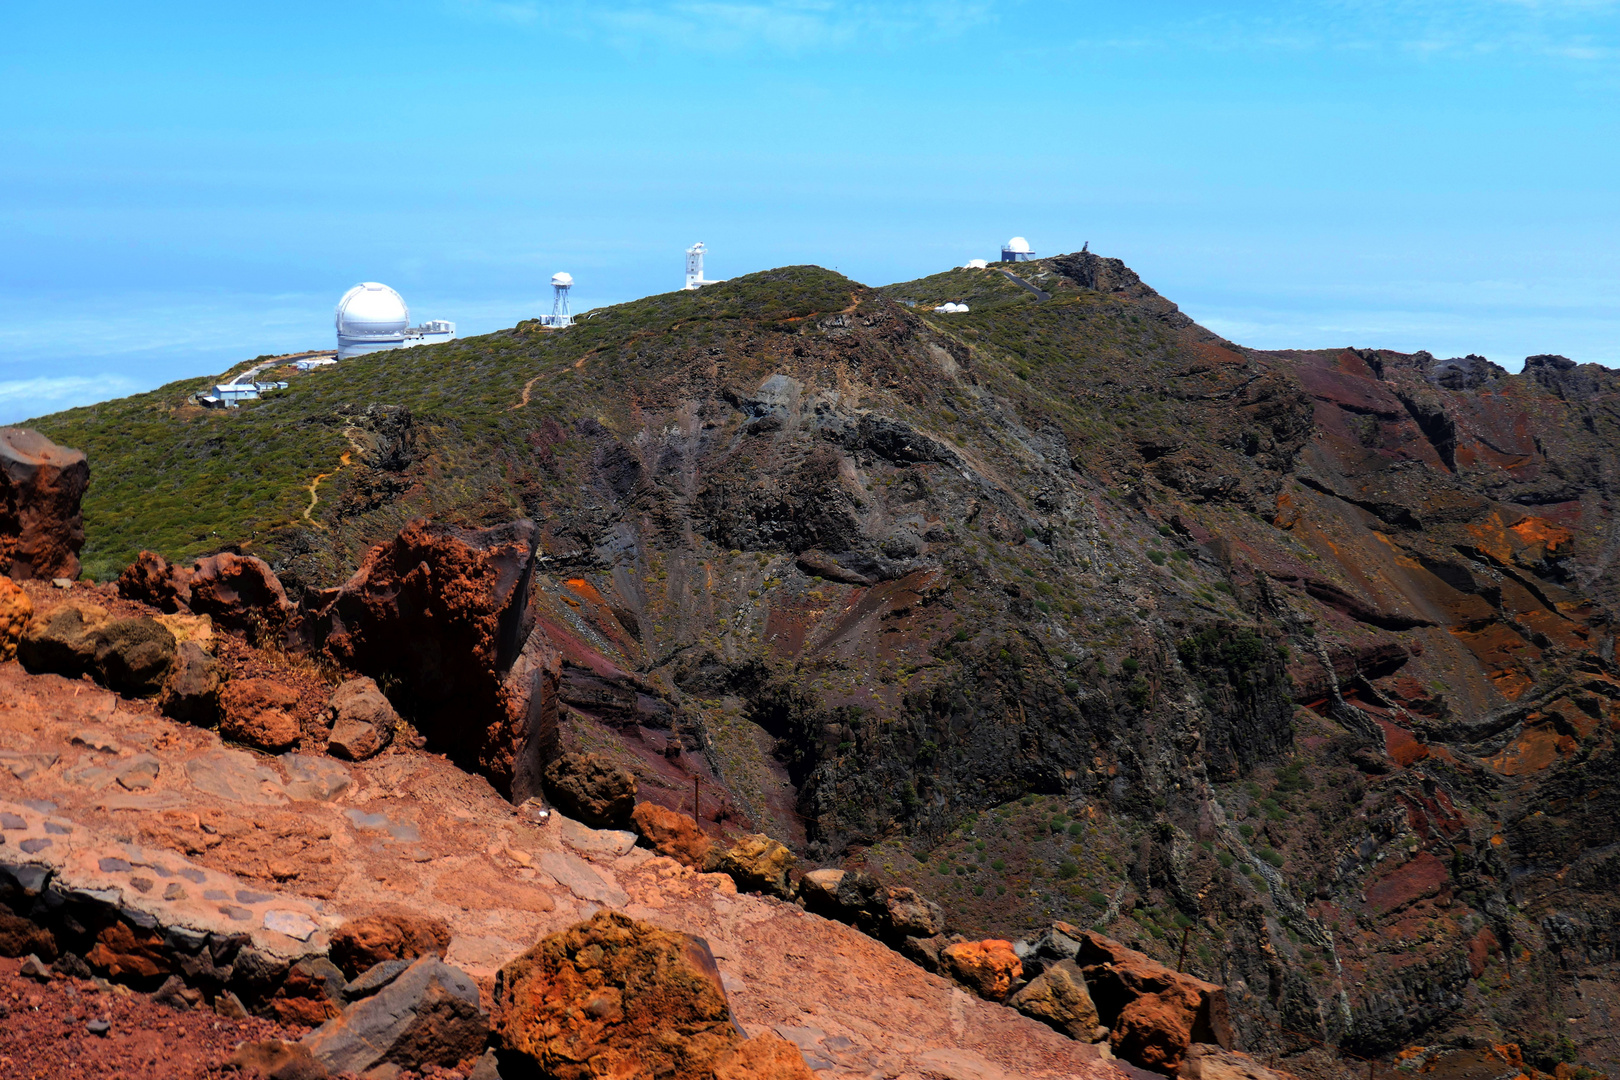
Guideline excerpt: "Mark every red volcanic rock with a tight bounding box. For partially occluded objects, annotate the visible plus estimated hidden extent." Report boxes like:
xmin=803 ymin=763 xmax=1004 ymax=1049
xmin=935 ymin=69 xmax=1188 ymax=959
xmin=492 ymin=910 xmax=750 ymax=1080
xmin=304 ymin=518 xmax=544 ymax=797
xmin=631 ymin=801 xmax=714 ymax=868
xmin=189 ymin=552 xmax=295 ymax=639
xmin=712 ymin=1033 xmax=817 ymax=1079
xmin=543 ymin=751 xmax=637 ymax=829
xmin=1078 ymin=931 xmax=1233 ymax=1075
xmin=1467 ymin=926 xmax=1501 ymax=978
xmin=84 ymin=919 xmax=172 ymax=983
xmin=0 ymin=427 xmax=89 ymax=581
xmin=219 ymin=678 xmax=303 ymax=752
xmin=117 ymin=550 xmax=194 ymax=613
xmin=328 ymin=906 xmax=453 ymax=979
xmin=0 ymin=907 xmax=57 ymax=960
xmin=0 ymin=577 xmax=33 ymax=661
xmin=1364 ymin=851 xmax=1450 ymax=914
xmin=941 ymin=939 xmax=1022 ymax=1001
xmin=228 ymin=1040 xmax=331 ymax=1080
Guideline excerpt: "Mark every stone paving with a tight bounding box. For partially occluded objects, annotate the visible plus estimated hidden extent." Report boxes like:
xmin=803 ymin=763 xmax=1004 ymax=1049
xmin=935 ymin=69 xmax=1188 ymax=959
xmin=0 ymin=661 xmax=1118 ymax=1080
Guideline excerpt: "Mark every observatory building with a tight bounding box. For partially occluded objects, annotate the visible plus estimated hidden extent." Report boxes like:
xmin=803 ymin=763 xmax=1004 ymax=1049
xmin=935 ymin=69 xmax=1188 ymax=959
xmin=335 ymin=282 xmax=455 ymax=359
xmin=541 ymin=272 xmax=574 ymax=328
xmin=684 ymin=242 xmax=724 ymax=290
xmin=1001 ymin=237 xmax=1035 ymax=262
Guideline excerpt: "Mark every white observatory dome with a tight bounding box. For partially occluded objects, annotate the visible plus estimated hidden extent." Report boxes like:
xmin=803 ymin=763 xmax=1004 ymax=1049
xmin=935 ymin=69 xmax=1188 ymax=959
xmin=335 ymin=283 xmax=410 ymax=338
xmin=1004 ymin=236 xmax=1033 ymax=255
xmin=551 ymin=272 xmax=574 ymax=287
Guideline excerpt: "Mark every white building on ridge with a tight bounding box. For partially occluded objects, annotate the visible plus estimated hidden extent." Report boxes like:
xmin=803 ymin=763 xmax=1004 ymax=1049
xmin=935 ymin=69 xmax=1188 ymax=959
xmin=1001 ymin=236 xmax=1035 ymax=262
xmin=684 ymin=242 xmax=724 ymax=290
xmin=335 ymin=282 xmax=456 ymax=359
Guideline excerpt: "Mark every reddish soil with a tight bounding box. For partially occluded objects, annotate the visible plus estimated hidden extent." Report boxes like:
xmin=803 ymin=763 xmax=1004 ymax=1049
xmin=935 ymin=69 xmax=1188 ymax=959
xmin=0 ymin=955 xmax=292 ymax=1080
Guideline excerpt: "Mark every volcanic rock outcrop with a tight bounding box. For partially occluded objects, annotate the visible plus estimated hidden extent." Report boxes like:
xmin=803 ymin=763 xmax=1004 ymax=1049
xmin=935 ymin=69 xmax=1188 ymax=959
xmin=302 ymin=518 xmax=546 ymax=795
xmin=0 ymin=427 xmax=88 ymax=581
xmin=25 ymin=253 xmax=1620 ymax=1073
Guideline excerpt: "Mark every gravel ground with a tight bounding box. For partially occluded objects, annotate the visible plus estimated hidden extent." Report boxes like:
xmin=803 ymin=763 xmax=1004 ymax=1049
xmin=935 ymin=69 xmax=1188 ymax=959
xmin=0 ymin=956 xmax=297 ymax=1079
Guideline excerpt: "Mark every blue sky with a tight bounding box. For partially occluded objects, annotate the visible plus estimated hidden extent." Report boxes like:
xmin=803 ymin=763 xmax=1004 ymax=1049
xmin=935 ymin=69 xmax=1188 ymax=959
xmin=2 ymin=1 xmax=1616 ymax=421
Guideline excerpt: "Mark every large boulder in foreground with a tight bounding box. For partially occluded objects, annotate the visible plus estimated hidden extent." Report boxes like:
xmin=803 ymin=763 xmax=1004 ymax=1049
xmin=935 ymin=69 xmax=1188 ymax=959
xmin=303 ymin=955 xmax=486 ymax=1075
xmin=493 ymin=910 xmax=807 ymax=1080
xmin=302 ymin=518 xmax=544 ymax=796
xmin=1078 ymin=930 xmax=1233 ymax=1074
xmin=18 ymin=603 xmax=180 ymax=698
xmin=0 ymin=427 xmax=88 ymax=581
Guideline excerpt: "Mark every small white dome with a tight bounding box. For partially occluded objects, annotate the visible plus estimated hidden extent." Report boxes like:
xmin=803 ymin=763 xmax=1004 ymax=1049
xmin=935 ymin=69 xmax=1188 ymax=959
xmin=336 ymin=283 xmax=410 ymax=337
xmin=964 ymin=258 xmax=989 ymax=269
xmin=1005 ymin=236 xmax=1032 ymax=254
xmin=551 ymin=272 xmax=574 ymax=287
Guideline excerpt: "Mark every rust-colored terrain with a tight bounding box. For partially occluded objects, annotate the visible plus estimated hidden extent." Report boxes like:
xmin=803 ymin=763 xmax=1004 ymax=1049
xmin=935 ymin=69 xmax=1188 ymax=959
xmin=13 ymin=252 xmax=1620 ymax=1076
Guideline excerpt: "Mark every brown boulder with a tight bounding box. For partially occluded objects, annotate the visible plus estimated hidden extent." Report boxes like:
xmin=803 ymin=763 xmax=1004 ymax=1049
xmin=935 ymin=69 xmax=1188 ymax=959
xmin=712 ymin=1033 xmax=817 ymax=1080
xmin=303 ymin=519 xmax=540 ymax=794
xmin=0 ymin=427 xmax=88 ymax=581
xmin=266 ymin=957 xmax=346 ymax=1027
xmin=1078 ymin=931 xmax=1233 ymax=1075
xmin=1008 ymin=958 xmax=1100 ymax=1040
xmin=542 ymin=752 xmax=636 ymax=829
xmin=324 ymin=677 xmax=398 ymax=761
xmin=713 ymin=832 xmax=796 ymax=897
xmin=884 ymin=886 xmax=945 ymax=938
xmin=329 ymin=906 xmax=453 ymax=979
xmin=18 ymin=599 xmax=108 ymax=677
xmin=116 ymin=550 xmax=194 ymax=613
xmin=492 ymin=910 xmax=743 ymax=1080
xmin=189 ymin=551 xmax=294 ymax=640
xmin=630 ymin=801 xmax=713 ymax=867
xmin=220 ymin=678 xmax=303 ymax=752
xmin=92 ymin=617 xmax=177 ymax=696
xmin=0 ymin=577 xmax=32 ymax=660
xmin=160 ymin=641 xmax=222 ymax=726
xmin=942 ymin=939 xmax=1022 ymax=1001
xmin=229 ymin=1040 xmax=331 ymax=1080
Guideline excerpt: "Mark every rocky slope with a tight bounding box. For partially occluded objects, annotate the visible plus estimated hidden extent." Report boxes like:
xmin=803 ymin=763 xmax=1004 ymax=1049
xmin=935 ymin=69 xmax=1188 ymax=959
xmin=24 ymin=252 xmax=1620 ymax=1074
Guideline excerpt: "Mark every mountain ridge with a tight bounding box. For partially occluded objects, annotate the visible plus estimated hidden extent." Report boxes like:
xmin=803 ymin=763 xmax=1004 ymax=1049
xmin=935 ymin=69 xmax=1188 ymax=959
xmin=24 ymin=252 xmax=1620 ymax=1071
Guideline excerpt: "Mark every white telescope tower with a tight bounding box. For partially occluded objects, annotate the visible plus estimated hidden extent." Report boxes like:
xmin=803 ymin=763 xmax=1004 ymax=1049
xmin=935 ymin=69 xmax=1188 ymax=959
xmin=684 ymin=242 xmax=723 ymax=290
xmin=544 ymin=272 xmax=573 ymax=328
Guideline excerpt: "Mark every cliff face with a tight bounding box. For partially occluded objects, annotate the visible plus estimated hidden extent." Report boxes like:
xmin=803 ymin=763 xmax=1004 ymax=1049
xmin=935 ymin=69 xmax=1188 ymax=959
xmin=32 ymin=257 xmax=1620 ymax=1070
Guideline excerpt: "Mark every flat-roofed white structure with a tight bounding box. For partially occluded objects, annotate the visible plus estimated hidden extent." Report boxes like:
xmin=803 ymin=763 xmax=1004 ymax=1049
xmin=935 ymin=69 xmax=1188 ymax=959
xmin=1000 ymin=236 xmax=1035 ymax=262
xmin=335 ymin=283 xmax=456 ymax=358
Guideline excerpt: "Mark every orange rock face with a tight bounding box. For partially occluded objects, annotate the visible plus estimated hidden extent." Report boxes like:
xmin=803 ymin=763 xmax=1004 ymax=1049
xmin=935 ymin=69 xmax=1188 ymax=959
xmin=941 ymin=939 xmax=1022 ymax=1000
xmin=328 ymin=907 xmax=453 ymax=979
xmin=712 ymin=1033 xmax=817 ymax=1080
xmin=492 ymin=911 xmax=750 ymax=1080
xmin=219 ymin=678 xmax=303 ymax=752
xmin=631 ymin=800 xmax=714 ymax=867
xmin=303 ymin=518 xmax=545 ymax=797
xmin=0 ymin=427 xmax=88 ymax=581
xmin=0 ymin=577 xmax=33 ymax=660
xmin=1078 ymin=932 xmax=1232 ymax=1075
